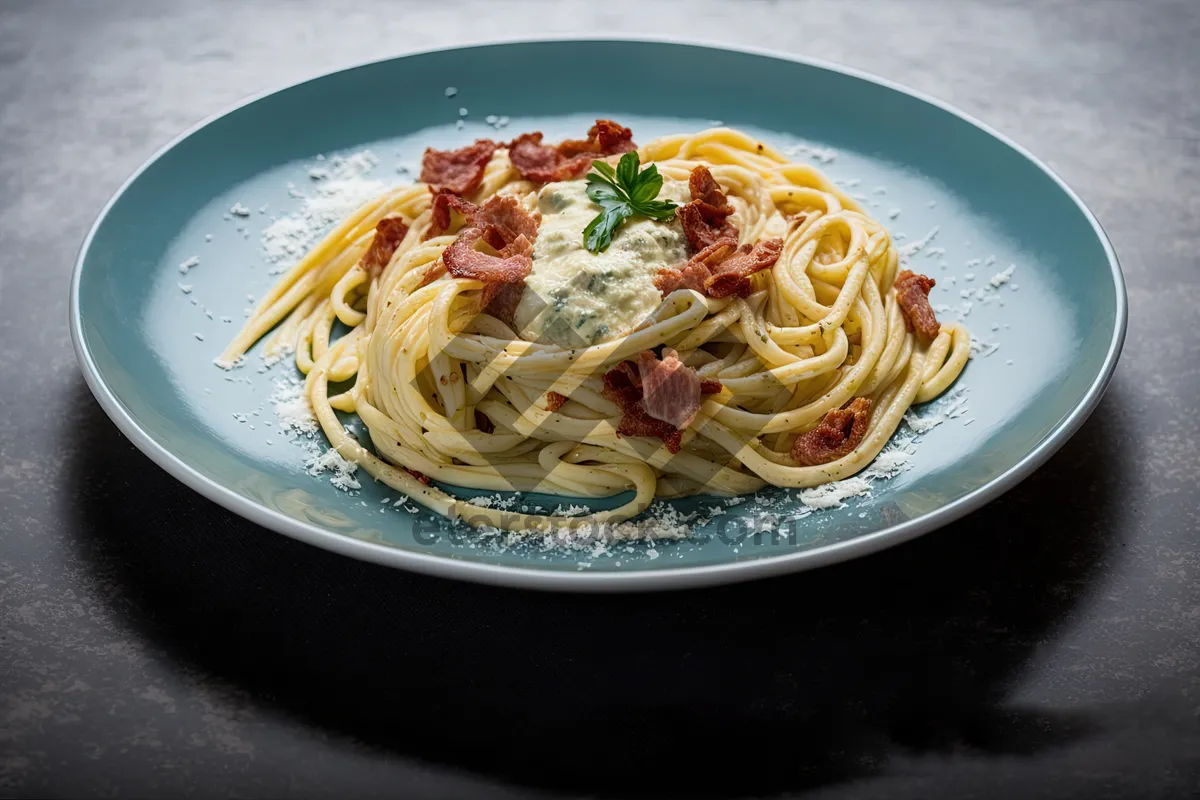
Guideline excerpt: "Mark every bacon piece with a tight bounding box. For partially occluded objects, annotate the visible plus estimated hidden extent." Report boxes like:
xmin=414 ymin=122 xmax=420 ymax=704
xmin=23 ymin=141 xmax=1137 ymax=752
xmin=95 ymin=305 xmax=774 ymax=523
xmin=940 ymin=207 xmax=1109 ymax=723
xmin=606 ymin=360 xmax=642 ymax=389
xmin=678 ymin=166 xmax=739 ymax=253
xmin=688 ymin=166 xmax=733 ymax=215
xmin=602 ymin=352 xmax=722 ymax=454
xmin=479 ymin=280 xmax=526 ymax=327
xmin=654 ymin=261 xmax=711 ymax=296
xmin=637 ymin=349 xmax=705 ymax=430
xmin=613 ymin=399 xmax=684 ymax=452
xmin=678 ymin=200 xmax=739 ymax=253
xmin=544 ymin=391 xmax=568 ymax=412
xmin=442 ymin=227 xmax=533 ymax=319
xmin=507 ymin=120 xmax=637 ymax=183
xmin=654 ymin=238 xmax=735 ymax=295
xmin=425 ymin=191 xmax=480 ymax=241
xmin=614 ymin=400 xmax=685 ymax=452
xmin=603 ymin=363 xmax=683 ymax=453
xmin=476 ymin=195 xmax=540 ymax=250
xmin=657 ymin=237 xmax=740 ymax=294
xmin=442 ymin=227 xmax=532 ymax=283
xmin=690 ymin=238 xmax=740 ymax=270
xmin=425 ymin=192 xmax=540 ymax=251
xmin=705 ymin=238 xmax=784 ymax=299
xmin=420 ymin=139 xmax=497 ymax=196
xmin=405 ymin=467 xmax=432 ymax=485
xmin=361 ymin=217 xmax=409 ymax=278
xmin=894 ymin=270 xmax=941 ymax=343
xmin=496 ymin=233 xmax=534 ymax=260
xmin=507 ymin=133 xmax=571 ymax=183
xmin=655 ymin=237 xmax=781 ymax=299
xmin=557 ymin=119 xmax=636 ymax=158
xmin=790 ymin=398 xmax=873 ymax=466
xmin=593 ymin=119 xmax=636 ymax=153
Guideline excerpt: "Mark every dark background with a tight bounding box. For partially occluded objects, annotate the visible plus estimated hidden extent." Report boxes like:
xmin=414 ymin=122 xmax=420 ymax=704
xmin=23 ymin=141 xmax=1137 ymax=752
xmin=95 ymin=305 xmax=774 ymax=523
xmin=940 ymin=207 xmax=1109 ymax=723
xmin=1 ymin=1 xmax=1198 ymax=797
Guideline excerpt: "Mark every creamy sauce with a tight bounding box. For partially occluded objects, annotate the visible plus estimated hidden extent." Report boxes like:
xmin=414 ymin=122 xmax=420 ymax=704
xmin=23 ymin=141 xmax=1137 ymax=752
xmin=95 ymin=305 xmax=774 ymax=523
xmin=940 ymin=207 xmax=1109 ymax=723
xmin=513 ymin=178 xmax=690 ymax=347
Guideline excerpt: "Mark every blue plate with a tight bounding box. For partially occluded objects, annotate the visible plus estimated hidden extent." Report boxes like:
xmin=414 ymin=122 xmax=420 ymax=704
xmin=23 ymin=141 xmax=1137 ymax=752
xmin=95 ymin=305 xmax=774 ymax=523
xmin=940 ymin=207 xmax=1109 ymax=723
xmin=70 ymin=39 xmax=1126 ymax=591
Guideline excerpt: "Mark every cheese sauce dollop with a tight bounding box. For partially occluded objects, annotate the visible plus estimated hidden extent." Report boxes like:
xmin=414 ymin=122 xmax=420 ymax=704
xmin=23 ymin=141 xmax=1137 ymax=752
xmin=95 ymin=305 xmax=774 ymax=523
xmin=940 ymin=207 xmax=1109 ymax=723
xmin=513 ymin=178 xmax=690 ymax=347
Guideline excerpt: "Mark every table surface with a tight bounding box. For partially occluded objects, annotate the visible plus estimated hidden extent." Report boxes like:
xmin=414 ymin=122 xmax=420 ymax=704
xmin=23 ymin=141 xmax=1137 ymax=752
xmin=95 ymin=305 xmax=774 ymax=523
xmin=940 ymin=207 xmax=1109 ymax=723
xmin=2 ymin=0 xmax=1198 ymax=797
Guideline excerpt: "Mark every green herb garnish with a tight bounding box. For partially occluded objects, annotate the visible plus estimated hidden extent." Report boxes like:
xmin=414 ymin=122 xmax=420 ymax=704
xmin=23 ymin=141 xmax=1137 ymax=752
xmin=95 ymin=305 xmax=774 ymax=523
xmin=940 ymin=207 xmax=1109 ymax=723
xmin=582 ymin=152 xmax=679 ymax=253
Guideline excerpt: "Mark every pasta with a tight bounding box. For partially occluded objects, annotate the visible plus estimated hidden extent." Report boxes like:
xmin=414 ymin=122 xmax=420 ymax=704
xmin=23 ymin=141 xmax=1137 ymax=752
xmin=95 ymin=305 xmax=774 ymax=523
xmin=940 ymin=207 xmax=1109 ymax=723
xmin=219 ymin=126 xmax=970 ymax=536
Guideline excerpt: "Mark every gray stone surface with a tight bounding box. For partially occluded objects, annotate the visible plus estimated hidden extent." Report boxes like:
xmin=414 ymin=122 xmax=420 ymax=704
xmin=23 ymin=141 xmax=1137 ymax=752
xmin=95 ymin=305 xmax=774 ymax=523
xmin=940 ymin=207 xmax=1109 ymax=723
xmin=1 ymin=0 xmax=1198 ymax=797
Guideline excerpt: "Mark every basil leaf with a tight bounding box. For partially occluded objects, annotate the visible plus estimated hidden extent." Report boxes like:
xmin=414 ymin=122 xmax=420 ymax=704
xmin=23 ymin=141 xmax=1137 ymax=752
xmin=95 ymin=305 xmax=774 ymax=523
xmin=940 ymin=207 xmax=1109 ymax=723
xmin=630 ymin=169 xmax=663 ymax=205
xmin=582 ymin=151 xmax=679 ymax=250
xmin=635 ymin=199 xmax=680 ymax=220
xmin=615 ymin=151 xmax=640 ymax=190
xmin=583 ymin=202 xmax=633 ymax=253
xmin=590 ymin=160 xmax=619 ymax=183
xmin=586 ymin=178 xmax=624 ymax=206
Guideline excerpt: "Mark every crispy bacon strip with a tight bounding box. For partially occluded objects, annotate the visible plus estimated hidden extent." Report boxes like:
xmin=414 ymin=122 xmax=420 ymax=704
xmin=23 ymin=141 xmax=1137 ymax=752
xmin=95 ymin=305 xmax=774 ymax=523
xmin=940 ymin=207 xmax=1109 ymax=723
xmin=688 ymin=165 xmax=734 ymax=215
xmin=655 ymin=237 xmax=782 ymax=299
xmin=425 ymin=192 xmax=541 ymax=250
xmin=894 ymin=270 xmax=941 ymax=342
xmin=705 ymin=238 xmax=784 ymax=299
xmin=425 ymin=191 xmax=480 ymax=241
xmin=442 ymin=227 xmax=533 ymax=320
xmin=790 ymin=398 xmax=873 ymax=466
xmin=607 ymin=360 xmax=642 ymax=388
xmin=361 ymin=217 xmax=409 ymax=278
xmin=678 ymin=165 xmax=739 ymax=253
xmin=655 ymin=238 xmax=737 ymax=295
xmin=602 ymin=351 xmax=722 ymax=454
xmin=480 ymin=281 xmax=526 ymax=327
xmin=420 ymin=139 xmax=498 ymax=196
xmin=690 ymin=239 xmax=740 ymax=270
xmin=678 ymin=201 xmax=739 ymax=253
xmin=506 ymin=133 xmax=567 ymax=183
xmin=442 ymin=227 xmax=531 ymax=281
xmin=653 ymin=261 xmax=710 ymax=296
xmin=637 ymin=349 xmax=705 ymax=430
xmin=544 ymin=391 xmax=568 ymax=412
xmin=477 ymin=195 xmax=540 ymax=250
xmin=603 ymin=362 xmax=683 ymax=453
xmin=558 ymin=119 xmax=636 ymax=158
xmin=507 ymin=120 xmax=636 ymax=183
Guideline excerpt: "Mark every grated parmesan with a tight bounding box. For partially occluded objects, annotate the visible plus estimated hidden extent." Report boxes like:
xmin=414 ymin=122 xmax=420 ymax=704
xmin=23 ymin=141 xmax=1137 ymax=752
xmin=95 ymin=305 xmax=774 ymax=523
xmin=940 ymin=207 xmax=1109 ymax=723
xmin=782 ymin=142 xmax=838 ymax=164
xmin=271 ymin=376 xmax=318 ymax=435
xmin=262 ymin=151 xmax=384 ymax=268
xmin=799 ymin=477 xmax=873 ymax=509
xmin=989 ymin=264 xmax=1016 ymax=288
xmin=898 ymin=226 xmax=940 ymax=262
xmin=306 ymin=448 xmax=360 ymax=491
xmin=970 ymin=338 xmax=1001 ymax=358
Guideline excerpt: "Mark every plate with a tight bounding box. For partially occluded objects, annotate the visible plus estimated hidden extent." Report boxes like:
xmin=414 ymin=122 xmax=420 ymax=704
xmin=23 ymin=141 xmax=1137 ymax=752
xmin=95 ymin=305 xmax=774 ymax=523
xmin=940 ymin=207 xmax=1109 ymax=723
xmin=70 ymin=39 xmax=1126 ymax=590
